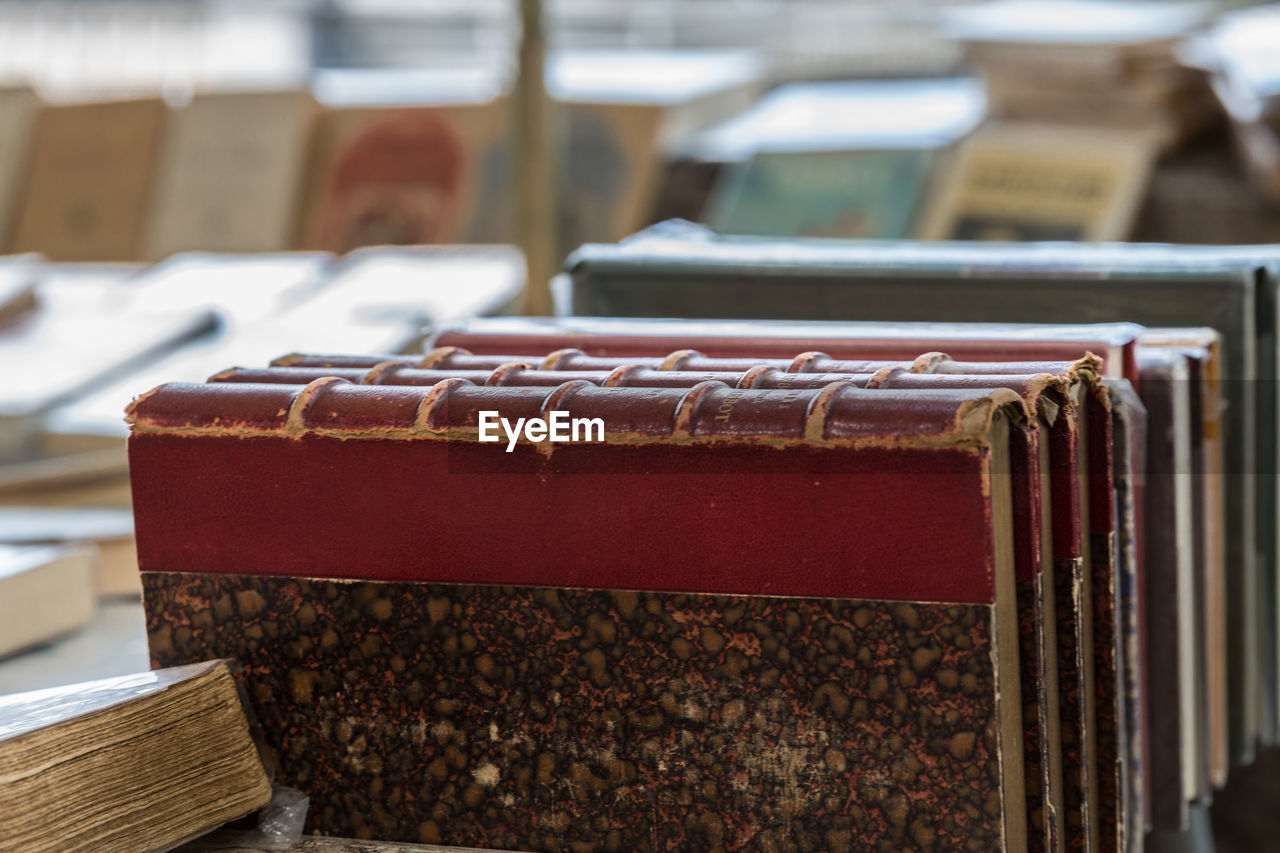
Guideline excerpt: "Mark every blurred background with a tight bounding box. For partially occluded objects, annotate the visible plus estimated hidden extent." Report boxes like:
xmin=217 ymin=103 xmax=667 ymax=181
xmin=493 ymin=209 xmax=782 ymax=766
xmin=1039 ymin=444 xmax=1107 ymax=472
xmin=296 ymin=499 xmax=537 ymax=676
xmin=2 ymin=1 xmax=1280 ymax=849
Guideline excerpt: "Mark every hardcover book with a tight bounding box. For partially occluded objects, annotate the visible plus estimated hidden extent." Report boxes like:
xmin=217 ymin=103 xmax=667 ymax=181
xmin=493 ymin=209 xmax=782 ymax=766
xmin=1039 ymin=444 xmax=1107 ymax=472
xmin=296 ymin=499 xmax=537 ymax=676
xmin=565 ymin=224 xmax=1265 ymax=764
xmin=1139 ymin=329 xmax=1227 ymax=790
xmin=221 ymin=352 xmax=1107 ymax=853
xmin=428 ymin=316 xmax=1142 ymax=383
xmin=132 ymin=378 xmax=1030 ymax=850
xmin=9 ymin=98 xmax=166 ymax=261
xmin=1135 ymin=349 xmax=1198 ymax=830
xmin=286 ymin=341 xmax=1134 ymax=851
xmin=0 ymin=660 xmax=272 ymax=853
xmin=144 ymin=90 xmax=319 ymax=259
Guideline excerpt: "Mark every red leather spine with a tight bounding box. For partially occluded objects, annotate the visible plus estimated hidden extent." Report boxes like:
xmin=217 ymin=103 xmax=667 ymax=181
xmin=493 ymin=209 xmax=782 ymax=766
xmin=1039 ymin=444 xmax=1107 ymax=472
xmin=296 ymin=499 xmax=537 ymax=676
xmin=430 ymin=326 xmax=1135 ymax=382
xmin=128 ymin=380 xmax=1020 ymax=604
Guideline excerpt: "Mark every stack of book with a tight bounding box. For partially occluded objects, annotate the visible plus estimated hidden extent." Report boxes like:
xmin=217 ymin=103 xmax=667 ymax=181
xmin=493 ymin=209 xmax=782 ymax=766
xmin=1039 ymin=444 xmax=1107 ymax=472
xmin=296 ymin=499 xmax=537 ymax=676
xmin=124 ymin=281 xmax=1229 ymax=849
xmin=945 ymin=0 xmax=1216 ymax=149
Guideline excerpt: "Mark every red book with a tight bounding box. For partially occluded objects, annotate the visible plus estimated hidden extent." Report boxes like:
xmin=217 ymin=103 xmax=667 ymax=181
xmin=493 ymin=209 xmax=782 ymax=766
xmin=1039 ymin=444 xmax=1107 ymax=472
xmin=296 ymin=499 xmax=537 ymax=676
xmin=426 ymin=316 xmax=1142 ymax=386
xmin=210 ymin=357 xmax=1105 ymax=853
xmin=132 ymin=379 xmax=1031 ymax=850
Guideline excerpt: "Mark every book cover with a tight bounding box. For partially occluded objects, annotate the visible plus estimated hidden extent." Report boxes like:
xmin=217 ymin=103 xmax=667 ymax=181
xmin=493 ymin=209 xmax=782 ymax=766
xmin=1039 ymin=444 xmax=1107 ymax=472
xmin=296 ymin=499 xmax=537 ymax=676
xmin=9 ymin=98 xmax=165 ymax=261
xmin=708 ymin=149 xmax=935 ymax=240
xmin=300 ymin=99 xmax=507 ymax=253
xmin=214 ymin=356 xmax=1089 ymax=853
xmin=916 ymin=122 xmax=1158 ymax=242
xmin=1135 ymin=350 xmax=1197 ymax=830
xmin=132 ymin=379 xmax=1029 ymax=849
xmin=144 ymin=90 xmax=319 ymax=259
xmin=429 ymin=316 xmax=1142 ymax=384
xmin=565 ymin=224 xmax=1263 ymax=765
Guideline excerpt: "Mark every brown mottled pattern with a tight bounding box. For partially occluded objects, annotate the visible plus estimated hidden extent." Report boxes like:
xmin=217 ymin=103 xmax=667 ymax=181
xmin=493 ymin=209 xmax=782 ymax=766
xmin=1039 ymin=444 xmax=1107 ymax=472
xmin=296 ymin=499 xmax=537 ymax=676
xmin=1017 ymin=579 xmax=1050 ymax=853
xmin=144 ymin=572 xmax=1006 ymax=852
xmin=1091 ymin=532 xmax=1123 ymax=853
xmin=1055 ymin=556 xmax=1086 ymax=851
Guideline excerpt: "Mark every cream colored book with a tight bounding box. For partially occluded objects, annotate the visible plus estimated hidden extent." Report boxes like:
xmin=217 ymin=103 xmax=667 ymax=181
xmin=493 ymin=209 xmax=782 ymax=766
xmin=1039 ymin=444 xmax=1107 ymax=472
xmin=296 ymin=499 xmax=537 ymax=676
xmin=9 ymin=98 xmax=166 ymax=261
xmin=918 ymin=121 xmax=1158 ymax=241
xmin=145 ymin=91 xmax=319 ymax=259
xmin=0 ymin=661 xmax=272 ymax=853
xmin=0 ymin=544 xmax=95 ymax=658
xmin=0 ymin=508 xmax=136 ymax=597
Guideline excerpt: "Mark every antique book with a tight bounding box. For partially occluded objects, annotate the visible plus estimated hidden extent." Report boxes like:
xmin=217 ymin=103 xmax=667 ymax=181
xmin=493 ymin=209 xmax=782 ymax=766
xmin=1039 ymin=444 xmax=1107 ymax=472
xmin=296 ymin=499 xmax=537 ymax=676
xmin=299 ymin=342 xmax=1136 ymax=850
xmin=132 ymin=379 xmax=1030 ymax=850
xmin=1139 ymin=329 xmax=1227 ymax=791
xmin=0 ymin=543 xmax=95 ymax=657
xmin=1135 ymin=349 xmax=1198 ymax=830
xmin=427 ymin=316 xmax=1142 ymax=383
xmin=565 ymin=224 xmax=1264 ymax=764
xmin=0 ymin=660 xmax=272 ymax=852
xmin=9 ymin=98 xmax=166 ymax=261
xmin=916 ymin=122 xmax=1158 ymax=242
xmin=144 ymin=90 xmax=319 ymax=259
xmin=0 ymin=87 xmax=39 ymax=246
xmin=0 ymin=507 xmax=137 ymax=597
xmin=299 ymin=77 xmax=508 ymax=252
xmin=213 ymin=358 xmax=1088 ymax=853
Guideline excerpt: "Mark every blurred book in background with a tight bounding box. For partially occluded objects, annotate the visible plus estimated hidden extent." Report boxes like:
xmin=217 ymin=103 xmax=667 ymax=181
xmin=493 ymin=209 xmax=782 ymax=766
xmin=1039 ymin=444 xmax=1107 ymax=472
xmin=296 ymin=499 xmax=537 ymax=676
xmin=919 ymin=121 xmax=1158 ymax=241
xmin=144 ymin=90 xmax=320 ymax=259
xmin=700 ymin=77 xmax=984 ymax=239
xmin=945 ymin=0 xmax=1216 ymax=148
xmin=11 ymin=98 xmax=165 ymax=261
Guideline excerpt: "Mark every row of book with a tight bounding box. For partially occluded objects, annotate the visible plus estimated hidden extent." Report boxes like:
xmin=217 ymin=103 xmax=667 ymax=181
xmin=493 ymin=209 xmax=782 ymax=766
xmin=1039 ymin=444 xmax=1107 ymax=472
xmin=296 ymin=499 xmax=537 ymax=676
xmin=5 ymin=1 xmax=1280 ymax=266
xmin=0 ymin=50 xmax=762 ymax=264
xmin=115 ymin=274 xmax=1238 ymax=850
xmin=0 ymin=73 xmax=1245 ymax=271
xmin=562 ymin=224 xmax=1280 ymax=768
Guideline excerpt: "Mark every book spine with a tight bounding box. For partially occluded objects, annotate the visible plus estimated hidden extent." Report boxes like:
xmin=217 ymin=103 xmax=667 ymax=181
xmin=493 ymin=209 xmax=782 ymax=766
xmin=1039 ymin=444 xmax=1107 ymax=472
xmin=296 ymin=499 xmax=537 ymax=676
xmin=129 ymin=378 xmax=1020 ymax=448
xmin=431 ymin=324 xmax=1128 ymax=377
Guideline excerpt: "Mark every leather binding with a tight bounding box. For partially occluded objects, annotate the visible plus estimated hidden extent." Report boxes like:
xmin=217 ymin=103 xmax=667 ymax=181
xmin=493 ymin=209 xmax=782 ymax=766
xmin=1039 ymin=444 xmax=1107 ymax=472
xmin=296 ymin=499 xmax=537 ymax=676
xmin=563 ymin=226 xmax=1262 ymax=766
xmin=131 ymin=379 xmax=1031 ymax=850
xmin=1139 ymin=330 xmax=1227 ymax=793
xmin=424 ymin=316 xmax=1143 ymax=384
xmin=211 ymin=359 xmax=1110 ymax=853
xmin=1135 ymin=351 xmax=1196 ymax=832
